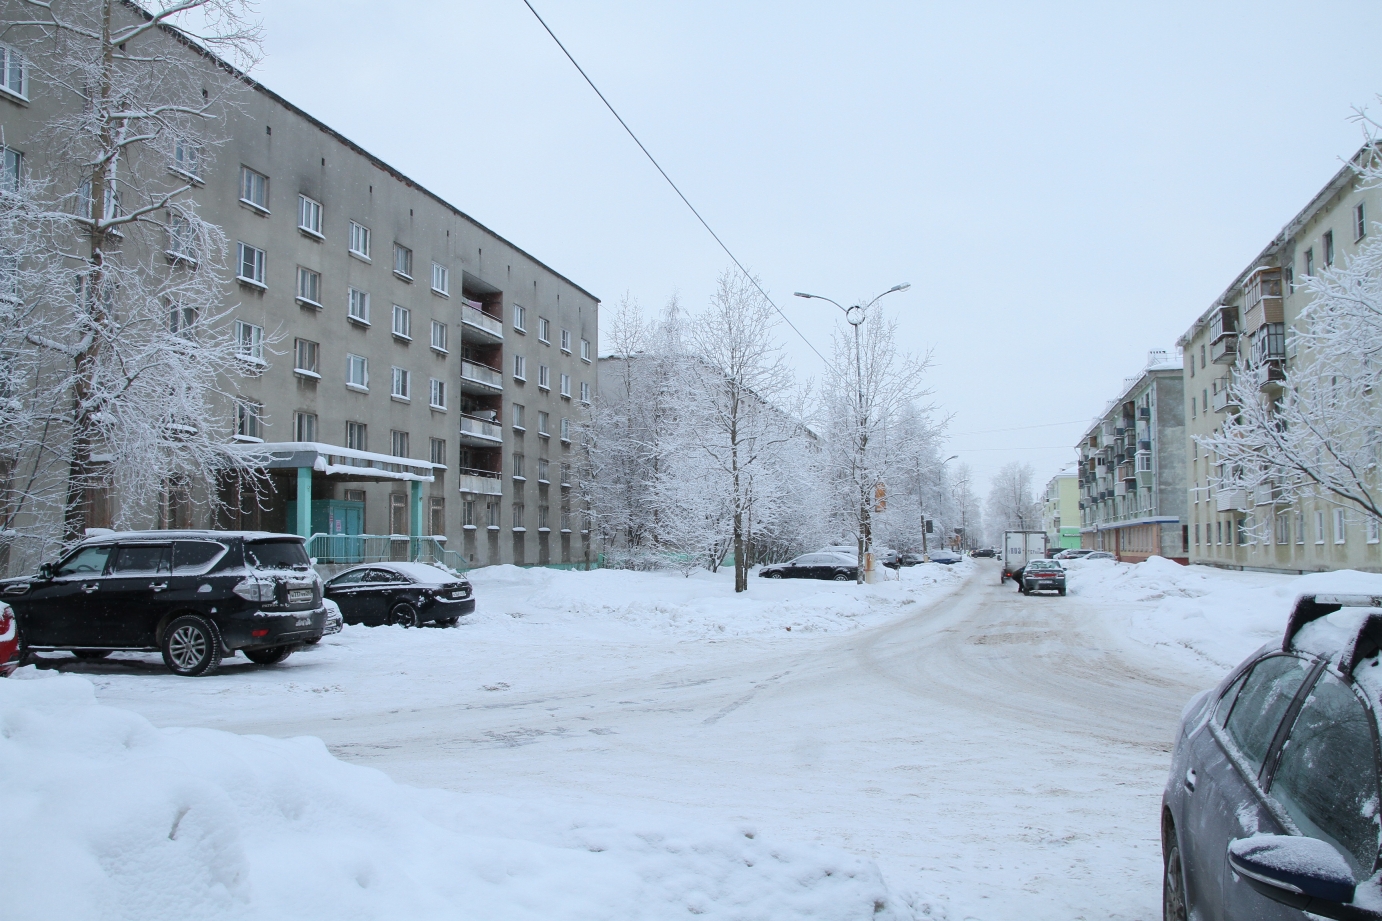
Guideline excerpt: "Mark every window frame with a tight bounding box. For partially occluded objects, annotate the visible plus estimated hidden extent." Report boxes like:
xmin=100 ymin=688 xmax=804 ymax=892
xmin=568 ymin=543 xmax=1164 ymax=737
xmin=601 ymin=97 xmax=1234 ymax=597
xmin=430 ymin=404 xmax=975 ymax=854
xmin=579 ymin=380 xmax=590 ymax=404
xmin=235 ymin=241 xmax=266 ymax=287
xmin=346 ymin=353 xmax=369 ymax=391
xmin=1335 ymin=508 xmax=1347 ymax=545
xmin=560 ymin=372 xmax=572 ymax=399
xmin=347 ymin=286 xmax=371 ymax=325
xmin=430 ymin=437 xmax=447 ymax=468
xmin=293 ymin=337 xmax=319 ymax=377
xmin=537 ymin=316 xmax=550 ymax=343
xmin=234 ymin=400 xmax=263 ymax=441
xmin=429 ymin=377 xmax=447 ymax=411
xmin=391 ymin=430 xmax=410 ymax=459
xmin=295 ymin=266 xmax=322 ymax=308
xmin=239 ymin=166 xmax=269 ymax=213
xmin=581 ymin=338 xmax=591 ymax=362
xmin=513 ymin=403 xmax=525 ymax=431
xmin=537 ymin=411 xmax=550 ymax=437
xmin=294 ymin=411 xmax=317 ymax=442
xmin=345 ymin=421 xmax=367 ymax=452
xmin=392 ymin=303 xmax=412 ymax=340
xmin=514 ymin=354 xmax=527 ymax=381
xmin=234 ymin=319 xmax=265 ymax=365
xmin=513 ymin=304 xmax=526 ymax=333
xmin=560 ymin=329 xmax=571 ymax=353
xmin=538 ymin=364 xmax=550 ymax=390
xmin=297 ymin=194 xmax=323 ymax=238
xmin=430 ymin=320 xmax=448 ymax=354
xmin=0 ymin=42 xmax=29 ymax=100
xmin=349 ymin=221 xmax=372 ymax=260
xmin=390 ymin=366 xmax=411 ymax=402
xmin=393 ymin=243 xmax=413 ymax=281
xmin=431 ymin=262 xmax=449 ymax=296
xmin=1357 ymin=202 xmax=1368 ymax=243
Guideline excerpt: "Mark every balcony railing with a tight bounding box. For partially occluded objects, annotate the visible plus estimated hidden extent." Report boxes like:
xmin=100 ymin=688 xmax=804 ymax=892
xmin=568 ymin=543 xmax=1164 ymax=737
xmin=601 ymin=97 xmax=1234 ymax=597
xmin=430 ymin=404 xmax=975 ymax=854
xmin=459 ymin=414 xmax=502 ymax=442
xmin=1212 ymin=386 xmax=1237 ymax=413
xmin=460 ymin=359 xmax=503 ymax=390
xmin=457 ymin=467 xmax=503 ymax=496
xmin=307 ymin=533 xmax=465 ymax=571
xmin=1210 ymin=335 xmax=1237 ymax=364
xmin=1216 ymin=488 xmax=1249 ymax=512
xmin=461 ymin=303 xmax=504 ymax=339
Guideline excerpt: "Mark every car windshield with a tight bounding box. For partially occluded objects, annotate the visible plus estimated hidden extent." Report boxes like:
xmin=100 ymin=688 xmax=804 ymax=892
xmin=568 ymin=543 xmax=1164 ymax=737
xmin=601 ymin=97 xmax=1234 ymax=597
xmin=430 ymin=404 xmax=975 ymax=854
xmin=244 ymin=539 xmax=311 ymax=571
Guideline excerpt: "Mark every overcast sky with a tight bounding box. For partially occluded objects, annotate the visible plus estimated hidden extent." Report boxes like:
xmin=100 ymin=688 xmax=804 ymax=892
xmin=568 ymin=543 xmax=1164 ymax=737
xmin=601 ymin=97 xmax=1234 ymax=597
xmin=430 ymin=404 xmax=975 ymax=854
xmin=254 ymin=1 xmax=1382 ymax=495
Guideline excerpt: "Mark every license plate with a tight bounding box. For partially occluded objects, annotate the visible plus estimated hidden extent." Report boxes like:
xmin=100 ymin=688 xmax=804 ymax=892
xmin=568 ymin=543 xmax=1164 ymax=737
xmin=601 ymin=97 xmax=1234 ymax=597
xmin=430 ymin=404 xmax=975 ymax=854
xmin=451 ymin=590 xmax=465 ymax=599
xmin=287 ymin=589 xmax=314 ymax=604
xmin=295 ymin=615 xmax=313 ymax=626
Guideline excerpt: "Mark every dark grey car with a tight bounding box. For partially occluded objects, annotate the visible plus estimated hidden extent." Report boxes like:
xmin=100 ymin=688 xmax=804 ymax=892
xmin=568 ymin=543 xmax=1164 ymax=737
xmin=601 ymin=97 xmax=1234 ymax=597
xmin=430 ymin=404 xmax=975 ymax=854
xmin=1020 ymin=560 xmax=1066 ymax=596
xmin=1162 ymin=592 xmax=1382 ymax=921
xmin=1 ymin=530 xmax=327 ymax=676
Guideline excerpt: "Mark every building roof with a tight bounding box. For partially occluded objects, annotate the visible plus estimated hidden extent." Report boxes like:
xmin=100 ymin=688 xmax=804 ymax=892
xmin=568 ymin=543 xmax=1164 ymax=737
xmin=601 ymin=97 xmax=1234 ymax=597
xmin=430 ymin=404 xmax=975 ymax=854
xmin=1077 ymin=350 xmax=1182 ymax=443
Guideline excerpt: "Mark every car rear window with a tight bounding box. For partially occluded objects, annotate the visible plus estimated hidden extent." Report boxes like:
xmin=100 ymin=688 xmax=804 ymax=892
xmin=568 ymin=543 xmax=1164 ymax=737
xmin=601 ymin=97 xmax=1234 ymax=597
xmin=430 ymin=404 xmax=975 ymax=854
xmin=173 ymin=541 xmax=227 ymax=574
xmin=110 ymin=544 xmax=172 ymax=576
xmin=244 ymin=540 xmax=310 ymax=571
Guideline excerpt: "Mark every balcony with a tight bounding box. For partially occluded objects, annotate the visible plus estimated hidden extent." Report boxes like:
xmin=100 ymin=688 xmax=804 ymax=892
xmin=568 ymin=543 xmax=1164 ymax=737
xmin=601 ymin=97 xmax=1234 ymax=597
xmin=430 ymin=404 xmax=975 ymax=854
xmin=1136 ymin=469 xmax=1154 ymax=489
xmin=1211 ymin=385 xmax=1238 ymax=413
xmin=1210 ymin=335 xmax=1238 ymax=364
xmin=460 ymin=359 xmax=503 ymax=393
xmin=461 ymin=301 xmax=504 ymax=341
xmin=1209 ymin=304 xmax=1239 ymax=343
xmin=1242 ymin=267 xmax=1283 ymax=334
xmin=457 ymin=467 xmax=503 ymax=496
xmin=1216 ymin=488 xmax=1249 ymax=512
xmin=458 ymin=413 xmax=502 ymax=445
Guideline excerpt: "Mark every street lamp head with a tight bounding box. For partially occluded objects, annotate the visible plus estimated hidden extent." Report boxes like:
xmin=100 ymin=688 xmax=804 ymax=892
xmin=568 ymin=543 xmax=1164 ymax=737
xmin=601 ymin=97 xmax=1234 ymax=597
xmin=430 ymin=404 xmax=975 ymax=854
xmin=793 ymin=292 xmax=812 ymax=299
xmin=945 ymin=454 xmax=958 ymax=463
xmin=889 ymin=283 xmax=912 ymax=294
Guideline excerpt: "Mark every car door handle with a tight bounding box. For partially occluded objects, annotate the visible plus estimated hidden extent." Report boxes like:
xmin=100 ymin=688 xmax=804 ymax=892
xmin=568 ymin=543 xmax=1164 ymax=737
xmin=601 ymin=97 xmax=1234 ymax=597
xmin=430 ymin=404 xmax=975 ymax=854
xmin=81 ymin=583 xmax=99 ymax=593
xmin=1184 ymin=767 xmax=1197 ymax=792
xmin=149 ymin=582 xmax=168 ymax=592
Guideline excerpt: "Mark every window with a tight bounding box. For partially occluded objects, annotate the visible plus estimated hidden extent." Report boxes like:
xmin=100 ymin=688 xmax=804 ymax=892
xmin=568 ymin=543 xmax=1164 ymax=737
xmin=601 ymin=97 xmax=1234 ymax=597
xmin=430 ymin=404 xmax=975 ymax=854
xmin=462 ymin=499 xmax=475 ymax=528
xmin=348 ymin=287 xmax=370 ymax=324
xmin=392 ymin=303 xmax=411 ymax=339
xmin=538 ymin=411 xmax=550 ymax=436
xmin=1286 ymin=266 xmax=1295 ymax=293
xmin=239 ymin=166 xmax=268 ymax=211
xmin=1199 ymin=344 xmax=1205 ymax=369
xmin=2 ymin=147 xmax=21 ymax=192
xmin=430 ymin=437 xmax=447 ymax=467
xmin=513 ymin=403 xmax=525 ymax=430
xmin=346 ymin=421 xmax=367 ymax=451
xmin=294 ymin=411 xmax=316 ymax=442
xmin=1324 ymin=230 xmax=1335 ymax=267
xmin=349 ymin=221 xmax=371 ymax=259
xmin=296 ymin=266 xmax=321 ymax=306
xmin=173 ymin=138 xmax=200 ymax=179
xmin=1276 ymin=513 xmax=1289 ymax=546
xmin=537 ymin=458 xmax=549 ymax=483
xmin=1136 ymin=452 xmax=1151 ymax=472
xmin=391 ymin=430 xmax=409 ymax=458
xmin=391 ymin=366 xmax=411 ymax=401
xmin=579 ymin=381 xmax=590 ymax=404
xmin=110 ymin=544 xmax=172 ymax=577
xmin=168 ymin=302 xmax=197 ymax=335
xmin=429 ymin=378 xmax=446 ymax=409
xmin=298 ymin=195 xmax=322 ymax=237
xmin=430 ymin=320 xmax=447 ymax=353
xmin=560 ymin=462 xmax=571 ymax=486
xmin=512 ymin=502 xmax=525 ymax=529
xmin=431 ymin=262 xmax=449 ymax=295
xmin=1194 ymin=523 xmax=1200 ymax=546
xmin=1305 ymin=247 xmax=1315 ymax=278
xmin=560 ymin=417 xmax=571 ymax=442
xmin=1224 ymin=654 xmax=1311 ymax=770
xmin=1357 ymin=202 xmax=1368 ymax=242
xmin=561 ymin=505 xmax=572 ymax=531
xmin=1271 ymin=670 xmax=1382 ymax=877
xmin=429 ymin=497 xmax=445 ymax=536
xmin=1369 ymin=517 xmax=1380 ymax=545
xmin=1297 ymin=512 xmax=1306 ymax=545
xmin=293 ymin=338 xmax=318 ymax=375
xmin=1335 ymin=508 xmax=1346 ymax=544
xmin=1191 ymin=397 xmax=1197 ymax=419
xmin=513 ymin=304 xmax=526 ymax=332
xmin=0 ymin=42 xmax=27 ymax=98
xmin=236 ymin=242 xmax=265 ymax=285
xmin=346 ymin=353 xmax=368 ymax=390
xmin=582 ymin=339 xmax=592 ymax=363
xmin=560 ymin=373 xmax=571 ymax=398
xmin=1316 ymin=510 xmax=1326 ymax=545
xmin=393 ymin=243 xmax=413 ymax=280
xmin=235 ymin=320 xmax=264 ymax=363
xmin=487 ymin=501 xmax=500 ymax=528
xmin=512 ymin=453 xmax=525 ymax=479
xmin=538 ymin=505 xmax=550 ymax=530
xmin=561 ymin=329 xmax=572 ymax=353
xmin=537 ymin=364 xmax=550 ymax=390
xmin=167 ymin=213 xmax=197 ymax=261
xmin=390 ymin=494 xmax=408 ymax=535
xmin=538 ymin=317 xmax=550 ymax=343
xmin=235 ymin=400 xmax=263 ymax=440
xmin=514 ymin=354 xmax=527 ymax=380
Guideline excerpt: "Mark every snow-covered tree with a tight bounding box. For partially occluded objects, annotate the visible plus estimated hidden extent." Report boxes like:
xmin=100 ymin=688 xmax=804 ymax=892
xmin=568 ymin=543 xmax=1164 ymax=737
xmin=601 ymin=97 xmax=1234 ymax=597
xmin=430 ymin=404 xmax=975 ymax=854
xmin=985 ymin=461 xmax=1041 ymax=536
xmin=0 ymin=0 xmax=266 ymax=569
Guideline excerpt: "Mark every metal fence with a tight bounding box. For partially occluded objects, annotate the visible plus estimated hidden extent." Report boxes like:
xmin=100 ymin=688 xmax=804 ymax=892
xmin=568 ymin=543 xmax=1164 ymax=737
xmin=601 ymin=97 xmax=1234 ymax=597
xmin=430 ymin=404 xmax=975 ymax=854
xmin=306 ymin=533 xmax=467 ymax=573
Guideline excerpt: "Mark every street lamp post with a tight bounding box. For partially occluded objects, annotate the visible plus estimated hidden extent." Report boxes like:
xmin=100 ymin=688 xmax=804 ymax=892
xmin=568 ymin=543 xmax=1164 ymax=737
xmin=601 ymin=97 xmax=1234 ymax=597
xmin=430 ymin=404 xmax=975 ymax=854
xmin=918 ymin=454 xmax=958 ymax=561
xmin=794 ymin=283 xmax=910 ymax=584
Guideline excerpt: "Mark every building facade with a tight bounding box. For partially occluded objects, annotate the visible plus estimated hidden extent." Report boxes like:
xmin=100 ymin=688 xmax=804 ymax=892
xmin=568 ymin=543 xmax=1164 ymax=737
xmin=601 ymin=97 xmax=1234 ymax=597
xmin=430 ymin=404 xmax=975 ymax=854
xmin=1076 ymin=351 xmax=1187 ymax=563
xmin=1041 ymin=470 xmax=1081 ymax=551
xmin=0 ymin=16 xmax=597 ymax=572
xmin=1179 ymin=146 xmax=1380 ymax=573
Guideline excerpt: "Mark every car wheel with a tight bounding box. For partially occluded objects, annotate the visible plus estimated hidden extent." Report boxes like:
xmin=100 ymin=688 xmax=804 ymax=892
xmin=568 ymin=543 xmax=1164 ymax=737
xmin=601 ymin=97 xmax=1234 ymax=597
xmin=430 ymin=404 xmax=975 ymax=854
xmin=302 ymin=636 xmax=321 ymax=646
xmin=436 ymin=616 xmax=460 ymax=627
xmin=1163 ymin=839 xmax=1188 ymax=921
xmin=1000 ymin=573 xmax=1007 ymax=583
xmin=833 ymin=572 xmax=850 ymax=582
xmin=769 ymin=573 xmax=783 ymax=580
xmin=161 ymin=615 xmax=222 ymax=677
xmin=1058 ymin=587 xmax=1066 ymax=596
xmin=390 ymin=602 xmax=419 ymax=628
xmin=243 ymin=644 xmax=294 ymax=665
xmin=72 ymin=649 xmax=111 ymax=660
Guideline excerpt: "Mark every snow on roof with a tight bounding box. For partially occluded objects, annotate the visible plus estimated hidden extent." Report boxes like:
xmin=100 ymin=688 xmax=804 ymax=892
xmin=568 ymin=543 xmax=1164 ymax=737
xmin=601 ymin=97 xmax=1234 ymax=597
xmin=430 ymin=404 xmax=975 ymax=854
xmin=342 ymin=561 xmax=465 ymax=584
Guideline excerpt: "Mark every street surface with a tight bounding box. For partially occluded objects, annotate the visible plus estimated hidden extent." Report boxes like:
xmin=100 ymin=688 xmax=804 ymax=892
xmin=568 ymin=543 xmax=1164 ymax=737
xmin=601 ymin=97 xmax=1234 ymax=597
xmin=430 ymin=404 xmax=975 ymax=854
xmin=82 ymin=562 xmax=1211 ymax=920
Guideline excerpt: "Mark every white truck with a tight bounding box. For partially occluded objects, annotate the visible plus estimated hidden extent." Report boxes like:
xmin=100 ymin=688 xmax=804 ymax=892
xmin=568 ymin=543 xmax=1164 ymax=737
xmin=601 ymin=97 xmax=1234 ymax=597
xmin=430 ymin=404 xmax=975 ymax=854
xmin=1001 ymin=530 xmax=1048 ymax=584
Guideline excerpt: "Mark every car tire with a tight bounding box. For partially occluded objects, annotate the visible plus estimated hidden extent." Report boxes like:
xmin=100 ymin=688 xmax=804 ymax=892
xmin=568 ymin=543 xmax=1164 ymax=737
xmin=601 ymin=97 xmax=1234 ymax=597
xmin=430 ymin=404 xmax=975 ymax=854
xmin=390 ymin=602 xmax=419 ymax=628
xmin=1163 ymin=839 xmax=1188 ymax=921
xmin=769 ymin=573 xmax=783 ymax=580
xmin=243 ymin=644 xmax=294 ymax=665
xmin=1058 ymin=587 xmax=1066 ymax=596
xmin=161 ymin=615 xmax=222 ymax=677
xmin=72 ymin=649 xmax=111 ymax=660
xmin=302 ymin=636 xmax=321 ymax=645
xmin=437 ymin=616 xmax=460 ymax=627
xmin=833 ymin=572 xmax=850 ymax=582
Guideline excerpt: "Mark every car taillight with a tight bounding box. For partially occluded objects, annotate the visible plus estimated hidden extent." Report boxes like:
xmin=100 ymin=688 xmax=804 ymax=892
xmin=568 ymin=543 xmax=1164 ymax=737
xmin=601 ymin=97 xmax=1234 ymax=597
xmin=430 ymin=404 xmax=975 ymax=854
xmin=232 ymin=578 xmax=275 ymax=603
xmin=251 ymin=629 xmax=268 ymax=638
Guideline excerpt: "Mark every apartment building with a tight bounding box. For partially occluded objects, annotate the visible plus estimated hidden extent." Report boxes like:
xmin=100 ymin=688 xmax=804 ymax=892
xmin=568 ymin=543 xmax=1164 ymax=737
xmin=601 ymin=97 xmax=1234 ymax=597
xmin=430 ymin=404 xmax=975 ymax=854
xmin=1076 ymin=351 xmax=1187 ymax=563
xmin=1041 ymin=469 xmax=1081 ymax=551
xmin=1179 ymin=145 xmax=1378 ymax=573
xmin=0 ymin=19 xmax=597 ymax=570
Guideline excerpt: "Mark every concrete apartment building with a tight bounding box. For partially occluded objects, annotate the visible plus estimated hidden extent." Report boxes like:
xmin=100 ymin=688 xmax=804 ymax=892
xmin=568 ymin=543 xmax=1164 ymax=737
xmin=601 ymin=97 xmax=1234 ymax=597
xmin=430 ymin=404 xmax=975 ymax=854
xmin=1179 ymin=145 xmax=1379 ymax=573
xmin=1041 ymin=469 xmax=1081 ymax=552
xmin=1076 ymin=351 xmax=1187 ymax=563
xmin=0 ymin=15 xmax=597 ymax=571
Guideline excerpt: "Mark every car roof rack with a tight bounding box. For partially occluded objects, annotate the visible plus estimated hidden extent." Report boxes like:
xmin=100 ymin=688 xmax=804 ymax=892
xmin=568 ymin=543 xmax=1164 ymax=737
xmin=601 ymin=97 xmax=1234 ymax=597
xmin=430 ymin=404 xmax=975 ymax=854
xmin=1285 ymin=593 xmax=1382 ymax=677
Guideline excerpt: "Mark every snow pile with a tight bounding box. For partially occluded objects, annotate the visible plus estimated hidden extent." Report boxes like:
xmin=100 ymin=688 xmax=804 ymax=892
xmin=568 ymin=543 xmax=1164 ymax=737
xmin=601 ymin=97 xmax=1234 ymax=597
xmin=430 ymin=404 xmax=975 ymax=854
xmin=1 ymin=671 xmax=902 ymax=921
xmin=466 ymin=562 xmax=970 ymax=639
xmin=1070 ymin=557 xmax=1382 ymax=671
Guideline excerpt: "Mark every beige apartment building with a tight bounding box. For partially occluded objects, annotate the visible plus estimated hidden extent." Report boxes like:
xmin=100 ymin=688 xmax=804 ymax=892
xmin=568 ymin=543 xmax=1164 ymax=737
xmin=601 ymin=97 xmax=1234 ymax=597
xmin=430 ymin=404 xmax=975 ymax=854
xmin=1076 ymin=351 xmax=1187 ymax=563
xmin=1179 ymin=145 xmax=1378 ymax=573
xmin=0 ymin=17 xmax=597 ymax=571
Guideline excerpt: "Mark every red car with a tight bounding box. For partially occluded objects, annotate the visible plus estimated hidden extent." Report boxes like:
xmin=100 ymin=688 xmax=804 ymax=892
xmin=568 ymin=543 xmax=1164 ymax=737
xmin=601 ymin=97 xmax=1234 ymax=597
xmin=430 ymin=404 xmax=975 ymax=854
xmin=0 ymin=601 xmax=20 ymax=676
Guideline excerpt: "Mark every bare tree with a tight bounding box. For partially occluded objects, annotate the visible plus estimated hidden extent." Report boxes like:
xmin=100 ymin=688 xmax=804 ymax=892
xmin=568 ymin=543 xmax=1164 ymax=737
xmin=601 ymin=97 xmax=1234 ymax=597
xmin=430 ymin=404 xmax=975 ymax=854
xmin=1 ymin=0 xmax=265 ymax=567
xmin=985 ymin=462 xmax=1040 ymax=535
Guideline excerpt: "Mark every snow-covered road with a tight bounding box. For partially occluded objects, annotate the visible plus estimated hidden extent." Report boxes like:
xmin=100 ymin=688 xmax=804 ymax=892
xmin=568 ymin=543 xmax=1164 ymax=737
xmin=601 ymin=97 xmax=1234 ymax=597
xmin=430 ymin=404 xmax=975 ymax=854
xmin=59 ymin=559 xmax=1225 ymax=920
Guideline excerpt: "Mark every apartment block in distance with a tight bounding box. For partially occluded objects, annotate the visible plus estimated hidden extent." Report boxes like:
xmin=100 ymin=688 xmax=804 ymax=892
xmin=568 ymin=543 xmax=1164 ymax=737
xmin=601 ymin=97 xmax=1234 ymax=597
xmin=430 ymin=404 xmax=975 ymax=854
xmin=1076 ymin=351 xmax=1187 ymax=563
xmin=0 ymin=13 xmax=597 ymax=571
xmin=1179 ymin=145 xmax=1380 ymax=573
xmin=1041 ymin=469 xmax=1081 ymax=551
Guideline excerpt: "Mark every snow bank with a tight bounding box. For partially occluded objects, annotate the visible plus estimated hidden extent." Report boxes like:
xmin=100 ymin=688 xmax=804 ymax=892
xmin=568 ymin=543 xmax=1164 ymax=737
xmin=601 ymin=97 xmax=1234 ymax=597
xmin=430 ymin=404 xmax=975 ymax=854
xmin=1 ymin=670 xmax=902 ymax=921
xmin=1069 ymin=557 xmax=1382 ymax=672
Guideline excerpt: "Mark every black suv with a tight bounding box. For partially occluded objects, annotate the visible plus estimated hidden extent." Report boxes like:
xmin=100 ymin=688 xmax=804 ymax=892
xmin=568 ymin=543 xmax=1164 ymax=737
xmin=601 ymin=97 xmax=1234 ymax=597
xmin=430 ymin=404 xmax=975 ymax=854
xmin=1163 ymin=591 xmax=1382 ymax=921
xmin=1 ymin=530 xmax=328 ymax=677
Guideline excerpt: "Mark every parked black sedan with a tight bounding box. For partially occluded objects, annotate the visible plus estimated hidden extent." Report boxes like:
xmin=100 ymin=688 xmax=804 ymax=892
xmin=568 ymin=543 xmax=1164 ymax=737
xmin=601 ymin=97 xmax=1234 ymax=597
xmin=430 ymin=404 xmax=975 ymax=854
xmin=323 ymin=562 xmax=474 ymax=627
xmin=1163 ymin=591 xmax=1382 ymax=921
xmin=758 ymin=552 xmax=859 ymax=582
xmin=1020 ymin=559 xmax=1066 ymax=595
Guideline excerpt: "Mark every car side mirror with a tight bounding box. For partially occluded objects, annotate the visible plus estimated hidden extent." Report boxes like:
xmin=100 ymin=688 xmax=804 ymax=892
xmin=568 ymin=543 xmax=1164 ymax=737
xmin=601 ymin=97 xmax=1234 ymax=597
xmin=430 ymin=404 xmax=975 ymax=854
xmin=1227 ymin=835 xmax=1373 ymax=920
xmin=37 ymin=562 xmax=54 ymax=580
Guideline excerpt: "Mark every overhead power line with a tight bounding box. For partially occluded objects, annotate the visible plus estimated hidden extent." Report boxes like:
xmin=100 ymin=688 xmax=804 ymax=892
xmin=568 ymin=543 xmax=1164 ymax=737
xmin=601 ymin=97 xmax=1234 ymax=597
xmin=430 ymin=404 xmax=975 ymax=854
xmin=520 ymin=0 xmax=829 ymax=366
xmin=947 ymin=419 xmax=1091 ymax=437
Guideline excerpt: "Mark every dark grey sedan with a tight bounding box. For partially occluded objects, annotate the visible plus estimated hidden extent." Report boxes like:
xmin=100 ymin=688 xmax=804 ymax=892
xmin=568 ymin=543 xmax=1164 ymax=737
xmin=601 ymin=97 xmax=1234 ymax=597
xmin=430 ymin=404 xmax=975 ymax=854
xmin=758 ymin=552 xmax=858 ymax=582
xmin=323 ymin=562 xmax=475 ymax=627
xmin=1020 ymin=560 xmax=1066 ymax=595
